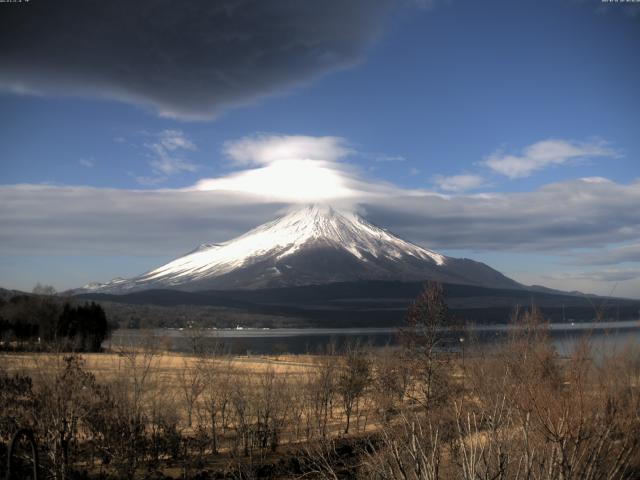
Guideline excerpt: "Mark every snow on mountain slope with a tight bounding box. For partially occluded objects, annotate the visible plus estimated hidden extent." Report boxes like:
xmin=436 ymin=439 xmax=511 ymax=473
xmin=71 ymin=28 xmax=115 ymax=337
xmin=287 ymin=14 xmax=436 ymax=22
xmin=143 ymin=205 xmax=445 ymax=281
xmin=82 ymin=205 xmax=522 ymax=292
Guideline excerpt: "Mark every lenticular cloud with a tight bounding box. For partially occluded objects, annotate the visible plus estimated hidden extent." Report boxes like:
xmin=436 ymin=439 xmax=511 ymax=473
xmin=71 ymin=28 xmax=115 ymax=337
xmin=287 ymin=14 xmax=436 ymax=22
xmin=192 ymin=135 xmax=406 ymax=204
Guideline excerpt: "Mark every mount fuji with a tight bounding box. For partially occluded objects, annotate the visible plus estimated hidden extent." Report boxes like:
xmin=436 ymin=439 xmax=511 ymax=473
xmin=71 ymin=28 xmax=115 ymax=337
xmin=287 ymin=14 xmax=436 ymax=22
xmin=81 ymin=205 xmax=523 ymax=293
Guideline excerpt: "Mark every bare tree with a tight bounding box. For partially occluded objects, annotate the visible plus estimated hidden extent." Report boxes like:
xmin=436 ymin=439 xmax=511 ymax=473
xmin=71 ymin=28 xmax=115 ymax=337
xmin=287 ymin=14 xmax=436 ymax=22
xmin=147 ymin=383 xmax=181 ymax=467
xmin=336 ymin=342 xmax=371 ymax=434
xmin=31 ymin=354 xmax=101 ymax=480
xmin=184 ymin=321 xmax=206 ymax=355
xmin=254 ymin=367 xmax=290 ymax=453
xmin=32 ymin=283 xmax=57 ymax=296
xmin=304 ymin=349 xmax=338 ymax=439
xmin=456 ymin=308 xmax=640 ymax=480
xmin=230 ymin=373 xmax=254 ymax=457
xmin=102 ymin=330 xmax=160 ymax=478
xmin=371 ymin=345 xmax=411 ymax=421
xmin=177 ymin=357 xmax=205 ymax=428
xmin=197 ymin=353 xmax=233 ymax=454
xmin=401 ymin=282 xmax=453 ymax=410
xmin=362 ymin=411 xmax=441 ymax=480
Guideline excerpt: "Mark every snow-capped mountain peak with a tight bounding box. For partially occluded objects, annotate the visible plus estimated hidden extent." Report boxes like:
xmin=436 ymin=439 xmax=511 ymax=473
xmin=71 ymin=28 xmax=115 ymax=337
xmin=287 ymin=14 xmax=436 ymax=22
xmin=81 ymin=204 xmax=521 ymax=292
xmin=140 ymin=205 xmax=445 ymax=283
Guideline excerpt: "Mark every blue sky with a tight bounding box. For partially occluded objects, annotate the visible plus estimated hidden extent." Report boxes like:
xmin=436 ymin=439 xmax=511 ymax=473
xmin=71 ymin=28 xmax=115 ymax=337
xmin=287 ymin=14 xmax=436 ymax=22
xmin=1 ymin=0 xmax=639 ymax=297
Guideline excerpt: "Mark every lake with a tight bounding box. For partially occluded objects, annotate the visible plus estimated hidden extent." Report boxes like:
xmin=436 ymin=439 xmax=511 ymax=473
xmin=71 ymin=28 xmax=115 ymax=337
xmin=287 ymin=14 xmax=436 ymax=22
xmin=107 ymin=319 xmax=640 ymax=356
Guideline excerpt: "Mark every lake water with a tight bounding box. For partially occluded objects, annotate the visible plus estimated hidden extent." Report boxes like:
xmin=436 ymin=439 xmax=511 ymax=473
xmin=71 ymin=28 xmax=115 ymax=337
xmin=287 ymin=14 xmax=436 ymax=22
xmin=107 ymin=320 xmax=640 ymax=356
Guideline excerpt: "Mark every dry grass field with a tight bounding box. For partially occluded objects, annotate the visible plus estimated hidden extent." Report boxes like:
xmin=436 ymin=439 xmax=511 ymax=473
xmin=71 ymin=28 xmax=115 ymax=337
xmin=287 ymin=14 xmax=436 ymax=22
xmin=0 ymin=345 xmax=387 ymax=444
xmin=0 ymin=349 xmax=347 ymax=429
xmin=0 ymin=350 xmax=321 ymax=378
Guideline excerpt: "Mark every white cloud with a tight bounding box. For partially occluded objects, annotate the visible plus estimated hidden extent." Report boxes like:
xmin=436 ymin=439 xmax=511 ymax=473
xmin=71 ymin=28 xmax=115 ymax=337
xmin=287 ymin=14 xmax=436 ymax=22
xmin=148 ymin=155 xmax=199 ymax=176
xmin=134 ymin=175 xmax=168 ymax=186
xmin=140 ymin=130 xmax=200 ymax=183
xmin=373 ymin=154 xmax=405 ymax=163
xmin=78 ymin=158 xmax=95 ymax=168
xmin=195 ymin=134 xmax=401 ymax=204
xmin=433 ymin=173 xmax=486 ymax=193
xmin=223 ymin=134 xmax=352 ymax=167
xmin=157 ymin=129 xmax=197 ymax=152
xmin=195 ymin=159 xmax=359 ymax=203
xmin=483 ymin=139 xmax=617 ymax=178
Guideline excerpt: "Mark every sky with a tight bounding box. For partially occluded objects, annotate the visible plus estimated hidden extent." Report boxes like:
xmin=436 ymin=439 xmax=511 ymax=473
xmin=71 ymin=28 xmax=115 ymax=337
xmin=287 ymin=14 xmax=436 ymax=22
xmin=1 ymin=0 xmax=639 ymax=298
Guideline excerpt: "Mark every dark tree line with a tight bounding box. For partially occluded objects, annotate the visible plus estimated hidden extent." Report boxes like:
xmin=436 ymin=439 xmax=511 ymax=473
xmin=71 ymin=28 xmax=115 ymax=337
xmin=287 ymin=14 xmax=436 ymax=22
xmin=57 ymin=302 xmax=110 ymax=352
xmin=0 ymin=294 xmax=112 ymax=352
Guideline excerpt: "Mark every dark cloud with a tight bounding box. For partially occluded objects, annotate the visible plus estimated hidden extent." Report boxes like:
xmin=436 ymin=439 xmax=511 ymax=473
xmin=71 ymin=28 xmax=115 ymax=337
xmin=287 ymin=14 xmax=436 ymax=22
xmin=0 ymin=0 xmax=391 ymax=119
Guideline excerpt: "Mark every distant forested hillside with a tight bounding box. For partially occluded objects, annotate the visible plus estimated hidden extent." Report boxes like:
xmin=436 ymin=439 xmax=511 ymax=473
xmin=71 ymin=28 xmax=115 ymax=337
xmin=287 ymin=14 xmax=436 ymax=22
xmin=76 ymin=281 xmax=640 ymax=329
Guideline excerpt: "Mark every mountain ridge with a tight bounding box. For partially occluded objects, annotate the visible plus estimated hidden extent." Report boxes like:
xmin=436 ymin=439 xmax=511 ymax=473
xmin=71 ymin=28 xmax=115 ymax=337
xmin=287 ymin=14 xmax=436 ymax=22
xmin=79 ymin=205 xmax=523 ymax=293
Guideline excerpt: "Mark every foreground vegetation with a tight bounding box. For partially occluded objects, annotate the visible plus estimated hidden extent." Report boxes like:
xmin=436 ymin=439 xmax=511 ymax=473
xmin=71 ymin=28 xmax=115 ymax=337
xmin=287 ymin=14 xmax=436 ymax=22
xmin=1 ymin=284 xmax=639 ymax=479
